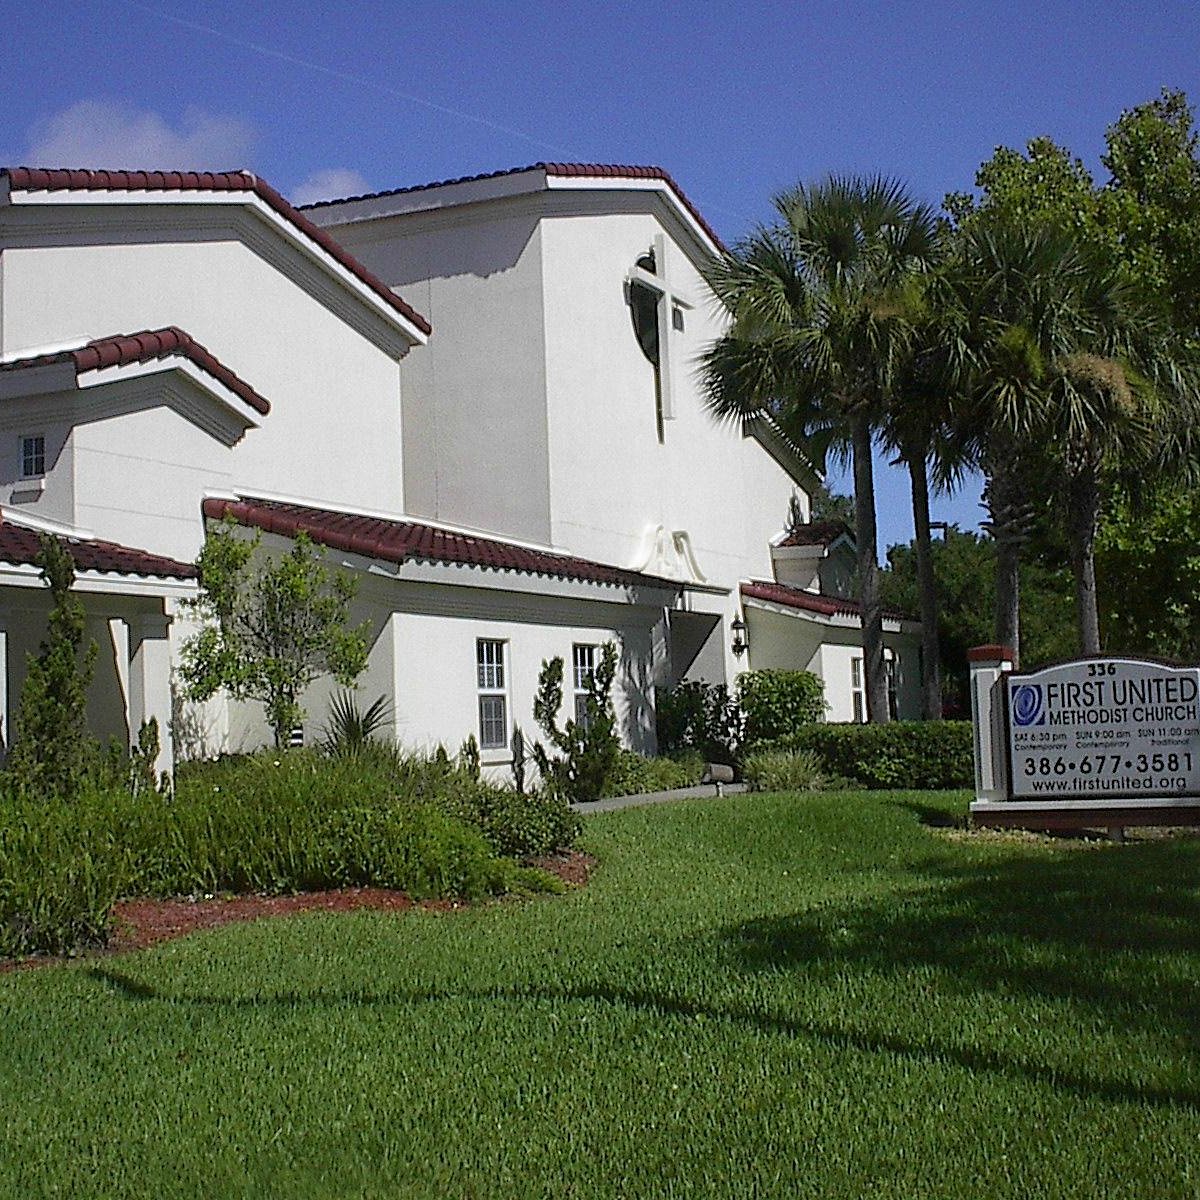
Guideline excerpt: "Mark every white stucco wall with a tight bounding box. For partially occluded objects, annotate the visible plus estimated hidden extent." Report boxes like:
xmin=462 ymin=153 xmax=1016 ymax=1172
xmin=178 ymin=552 xmax=668 ymax=769
xmin=316 ymin=206 xmax=553 ymax=543
xmin=539 ymin=213 xmax=798 ymax=589
xmin=71 ymin=403 xmax=235 ymax=564
xmin=0 ymin=233 xmax=405 ymax=526
xmin=745 ymin=606 xmax=923 ymax=722
xmin=0 ymin=418 xmax=74 ymax=525
xmin=388 ymin=582 xmax=665 ymax=768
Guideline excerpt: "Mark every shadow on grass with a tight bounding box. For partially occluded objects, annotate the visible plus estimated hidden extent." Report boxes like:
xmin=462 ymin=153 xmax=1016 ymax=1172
xmin=90 ymin=961 xmax=1200 ymax=1115
xmin=726 ymin=833 xmax=1200 ymax=1051
xmin=887 ymin=798 xmax=964 ymax=829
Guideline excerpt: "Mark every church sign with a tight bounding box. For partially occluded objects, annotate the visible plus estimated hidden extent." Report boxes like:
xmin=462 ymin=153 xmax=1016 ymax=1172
xmin=1006 ymin=660 xmax=1200 ymax=800
xmin=968 ymin=647 xmax=1200 ymax=829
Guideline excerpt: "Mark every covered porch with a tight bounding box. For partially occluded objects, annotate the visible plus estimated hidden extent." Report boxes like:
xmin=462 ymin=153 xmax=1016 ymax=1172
xmin=0 ymin=512 xmax=196 ymax=777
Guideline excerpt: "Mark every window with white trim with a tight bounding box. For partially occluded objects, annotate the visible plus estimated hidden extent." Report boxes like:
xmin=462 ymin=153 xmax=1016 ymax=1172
xmin=851 ymin=650 xmax=899 ymax=722
xmin=572 ymin=643 xmax=597 ymax=727
xmin=20 ymin=434 xmax=45 ymax=479
xmin=476 ymin=638 xmax=508 ymax=750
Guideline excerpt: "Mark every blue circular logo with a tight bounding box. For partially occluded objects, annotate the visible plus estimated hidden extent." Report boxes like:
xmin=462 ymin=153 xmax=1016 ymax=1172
xmin=1012 ymin=684 xmax=1045 ymax=727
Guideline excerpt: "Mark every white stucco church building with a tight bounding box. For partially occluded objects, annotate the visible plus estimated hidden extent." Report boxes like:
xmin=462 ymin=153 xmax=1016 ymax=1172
xmin=0 ymin=162 xmax=920 ymax=775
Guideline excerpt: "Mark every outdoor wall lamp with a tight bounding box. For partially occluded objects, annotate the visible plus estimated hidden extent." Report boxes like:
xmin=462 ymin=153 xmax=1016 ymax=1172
xmin=731 ymin=615 xmax=749 ymax=659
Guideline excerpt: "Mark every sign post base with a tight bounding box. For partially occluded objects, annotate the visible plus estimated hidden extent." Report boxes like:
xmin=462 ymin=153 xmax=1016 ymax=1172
xmin=970 ymin=797 xmax=1200 ymax=832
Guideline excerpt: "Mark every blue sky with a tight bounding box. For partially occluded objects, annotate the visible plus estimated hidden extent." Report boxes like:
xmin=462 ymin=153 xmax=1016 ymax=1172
xmin=4 ymin=0 xmax=1197 ymax=552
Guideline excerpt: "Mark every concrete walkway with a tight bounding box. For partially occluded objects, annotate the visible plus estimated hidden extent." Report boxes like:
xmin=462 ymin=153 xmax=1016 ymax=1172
xmin=572 ymin=782 xmax=748 ymax=814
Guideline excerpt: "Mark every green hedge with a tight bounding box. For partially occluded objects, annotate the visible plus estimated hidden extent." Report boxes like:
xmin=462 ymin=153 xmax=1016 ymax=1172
xmin=771 ymin=721 xmax=974 ymax=790
xmin=736 ymin=670 xmax=826 ymax=743
xmin=1 ymin=750 xmax=569 ymax=960
xmin=601 ymin=750 xmax=706 ymax=798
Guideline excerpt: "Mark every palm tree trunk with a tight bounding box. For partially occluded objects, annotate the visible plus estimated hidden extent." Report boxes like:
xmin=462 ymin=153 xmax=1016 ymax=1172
xmin=983 ymin=461 xmax=1024 ymax=668
xmin=907 ymin=449 xmax=942 ymax=719
xmin=851 ymin=413 xmax=890 ymax=723
xmin=1068 ymin=464 xmax=1102 ymax=655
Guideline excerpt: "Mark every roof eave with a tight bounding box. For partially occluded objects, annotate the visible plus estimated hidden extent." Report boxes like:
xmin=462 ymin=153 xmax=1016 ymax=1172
xmin=2 ymin=174 xmax=430 ymax=348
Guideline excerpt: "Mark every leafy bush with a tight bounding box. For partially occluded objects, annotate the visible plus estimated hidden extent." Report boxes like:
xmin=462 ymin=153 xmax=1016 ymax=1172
xmin=437 ymin=786 xmax=581 ymax=859
xmin=0 ymin=787 xmax=134 ymax=957
xmin=6 ymin=535 xmax=100 ymax=799
xmin=601 ymin=750 xmax=706 ymax=798
xmin=655 ymin=680 xmax=744 ymax=764
xmin=742 ymin=749 xmax=826 ymax=793
xmin=775 ymin=721 xmax=974 ymax=789
xmin=1 ymin=750 xmax=567 ymax=959
xmin=533 ymin=643 xmax=621 ymax=802
xmin=736 ymin=670 xmax=826 ymax=743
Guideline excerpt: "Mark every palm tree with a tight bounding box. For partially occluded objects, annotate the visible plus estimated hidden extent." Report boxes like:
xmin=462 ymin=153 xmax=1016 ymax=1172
xmin=939 ymin=219 xmax=1200 ymax=659
xmin=934 ymin=223 xmax=1078 ymax=664
xmin=1045 ymin=273 xmax=1198 ymax=654
xmin=701 ymin=176 xmax=938 ymax=721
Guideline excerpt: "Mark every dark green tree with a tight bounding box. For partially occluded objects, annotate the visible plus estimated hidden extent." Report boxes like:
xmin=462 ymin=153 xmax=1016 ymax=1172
xmin=7 ymin=534 xmax=98 ymax=797
xmin=880 ymin=528 xmax=1075 ymax=711
xmin=702 ymin=175 xmax=938 ymax=721
xmin=944 ymin=91 xmax=1200 ymax=657
xmin=181 ymin=521 xmax=370 ymax=748
xmin=532 ymin=641 xmax=620 ymax=801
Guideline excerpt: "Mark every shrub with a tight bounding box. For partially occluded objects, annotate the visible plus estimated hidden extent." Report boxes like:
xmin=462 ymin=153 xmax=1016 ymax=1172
xmin=1 ymin=749 xmax=566 ymax=959
xmin=437 ymin=786 xmax=581 ymax=859
xmin=655 ymin=680 xmax=744 ymax=764
xmin=0 ymin=786 xmax=134 ymax=957
xmin=736 ymin=670 xmax=826 ymax=744
xmin=319 ymin=740 xmax=579 ymax=858
xmin=321 ymin=691 xmax=392 ymax=757
xmin=532 ymin=643 xmax=621 ymax=802
xmin=776 ymin=721 xmax=974 ymax=789
xmin=742 ymin=749 xmax=826 ymax=793
xmin=6 ymin=535 xmax=99 ymax=799
xmin=601 ymin=749 xmax=706 ymax=798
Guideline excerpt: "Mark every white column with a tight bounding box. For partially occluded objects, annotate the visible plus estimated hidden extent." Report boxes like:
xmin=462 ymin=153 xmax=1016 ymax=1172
xmin=969 ymin=644 xmax=1014 ymax=805
xmin=127 ymin=612 xmax=175 ymax=778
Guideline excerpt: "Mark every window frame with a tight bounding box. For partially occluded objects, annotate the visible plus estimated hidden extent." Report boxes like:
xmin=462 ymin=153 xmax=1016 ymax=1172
xmin=572 ymin=643 xmax=597 ymax=728
xmin=476 ymin=637 xmax=509 ymax=751
xmin=19 ymin=433 xmax=46 ymax=480
xmin=851 ymin=650 xmax=899 ymax=722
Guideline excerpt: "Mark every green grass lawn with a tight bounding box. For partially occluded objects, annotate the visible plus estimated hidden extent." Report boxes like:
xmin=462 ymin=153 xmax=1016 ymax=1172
xmin=4 ymin=789 xmax=1200 ymax=1199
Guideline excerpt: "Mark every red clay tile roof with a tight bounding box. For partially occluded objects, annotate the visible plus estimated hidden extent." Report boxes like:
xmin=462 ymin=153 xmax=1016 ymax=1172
xmin=2 ymin=168 xmax=431 ymax=337
xmin=0 ymin=327 xmax=271 ymax=415
xmin=741 ymin=580 xmax=913 ymax=623
xmin=203 ymin=496 xmax=682 ymax=591
xmin=0 ymin=517 xmax=196 ymax=580
xmin=778 ymin=520 xmax=853 ymax=549
xmin=299 ymin=162 xmax=726 ymax=251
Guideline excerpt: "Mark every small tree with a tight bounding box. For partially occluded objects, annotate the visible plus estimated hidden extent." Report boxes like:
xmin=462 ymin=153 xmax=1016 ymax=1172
xmin=181 ymin=521 xmax=369 ymax=748
xmin=532 ymin=642 xmax=620 ymax=801
xmin=8 ymin=534 xmax=98 ymax=797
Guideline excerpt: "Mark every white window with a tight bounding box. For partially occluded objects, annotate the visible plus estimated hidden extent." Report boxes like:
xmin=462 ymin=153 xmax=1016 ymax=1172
xmin=851 ymin=651 xmax=899 ymax=722
xmin=477 ymin=638 xmax=508 ymax=750
xmin=573 ymin=643 xmax=597 ymax=726
xmin=20 ymin=434 xmax=45 ymax=479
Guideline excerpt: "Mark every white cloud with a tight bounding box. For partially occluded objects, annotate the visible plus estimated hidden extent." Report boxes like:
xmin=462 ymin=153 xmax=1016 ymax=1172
xmin=290 ymin=168 xmax=371 ymax=207
xmin=25 ymin=100 xmax=257 ymax=170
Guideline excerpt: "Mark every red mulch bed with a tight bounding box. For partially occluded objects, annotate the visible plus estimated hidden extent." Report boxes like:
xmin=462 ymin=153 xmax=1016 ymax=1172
xmin=0 ymin=851 xmax=597 ymax=974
